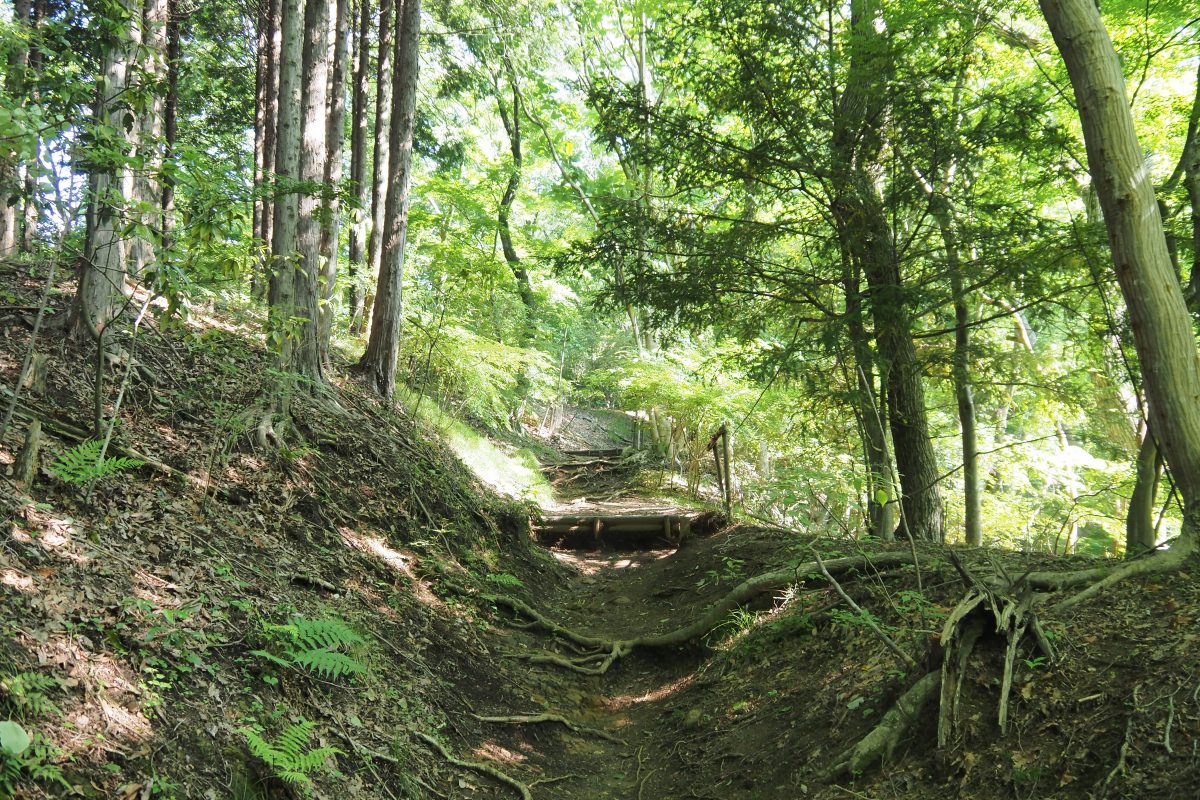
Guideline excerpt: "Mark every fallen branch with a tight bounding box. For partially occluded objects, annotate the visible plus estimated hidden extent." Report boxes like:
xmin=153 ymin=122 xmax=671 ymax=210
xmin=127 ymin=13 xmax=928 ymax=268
xmin=472 ymin=713 xmax=627 ymax=745
xmin=414 ymin=731 xmax=532 ymax=800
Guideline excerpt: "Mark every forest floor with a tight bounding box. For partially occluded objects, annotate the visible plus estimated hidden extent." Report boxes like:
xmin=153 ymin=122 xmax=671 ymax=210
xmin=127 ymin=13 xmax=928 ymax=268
xmin=0 ymin=267 xmax=1198 ymax=800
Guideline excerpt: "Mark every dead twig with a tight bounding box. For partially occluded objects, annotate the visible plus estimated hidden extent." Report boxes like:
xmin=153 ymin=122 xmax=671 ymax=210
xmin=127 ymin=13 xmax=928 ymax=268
xmin=812 ymin=548 xmax=917 ymax=671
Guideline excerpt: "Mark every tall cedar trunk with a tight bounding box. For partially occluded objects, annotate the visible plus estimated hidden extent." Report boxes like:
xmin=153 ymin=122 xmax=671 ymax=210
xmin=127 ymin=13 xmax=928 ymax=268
xmin=933 ymin=198 xmax=981 ymax=546
xmin=131 ymin=0 xmax=168 ymax=277
xmin=162 ymin=0 xmax=178 ymax=250
xmin=268 ymin=0 xmax=303 ymax=357
xmin=72 ymin=0 xmax=139 ymax=341
xmin=361 ymin=0 xmax=394 ymax=335
xmin=290 ymin=0 xmax=331 ymax=386
xmin=358 ymin=0 xmax=420 ymax=398
xmin=831 ymin=0 xmax=943 ymax=541
xmin=1185 ymin=57 xmax=1200 ymax=303
xmin=0 ymin=0 xmax=29 ymax=255
xmin=319 ymin=0 xmax=350 ymax=361
xmin=20 ymin=0 xmax=45 ymax=251
xmin=1127 ymin=421 xmax=1162 ymax=555
xmin=253 ymin=0 xmax=269 ymax=263
xmin=1041 ymin=0 xmax=1200 ymax=552
xmin=345 ymin=0 xmax=371 ymax=326
xmin=845 ymin=268 xmax=896 ymax=540
xmin=255 ymin=0 xmax=281 ymax=287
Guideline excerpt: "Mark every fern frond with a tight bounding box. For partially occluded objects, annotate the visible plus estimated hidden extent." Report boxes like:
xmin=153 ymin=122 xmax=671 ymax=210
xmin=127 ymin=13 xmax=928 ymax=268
xmin=291 ymin=649 xmax=366 ymax=679
xmin=290 ymin=617 xmax=364 ymax=651
xmin=48 ymin=440 xmax=144 ymax=484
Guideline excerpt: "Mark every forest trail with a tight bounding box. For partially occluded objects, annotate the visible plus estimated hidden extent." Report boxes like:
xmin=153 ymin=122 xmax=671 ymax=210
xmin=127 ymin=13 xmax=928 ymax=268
xmin=464 ymin=410 xmax=759 ymax=799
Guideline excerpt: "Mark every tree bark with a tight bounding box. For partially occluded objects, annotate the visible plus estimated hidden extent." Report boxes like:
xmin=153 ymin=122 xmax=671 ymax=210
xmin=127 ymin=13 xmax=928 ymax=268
xmin=268 ymin=0 xmax=303 ymax=358
xmin=346 ymin=0 xmax=371 ymax=327
xmin=1126 ymin=421 xmax=1162 ymax=556
xmin=830 ymin=0 xmax=943 ymax=542
xmin=72 ymin=0 xmax=140 ymax=341
xmin=361 ymin=0 xmax=394 ymax=335
xmin=845 ymin=268 xmax=896 ymax=540
xmin=131 ymin=0 xmax=168 ymax=277
xmin=162 ymin=0 xmax=178 ymax=251
xmin=290 ymin=0 xmax=331 ymax=385
xmin=319 ymin=0 xmax=351 ymax=361
xmin=19 ymin=0 xmax=45 ymax=252
xmin=1040 ymin=0 xmax=1200 ymax=553
xmin=934 ymin=198 xmax=981 ymax=546
xmin=358 ymin=0 xmax=420 ymax=398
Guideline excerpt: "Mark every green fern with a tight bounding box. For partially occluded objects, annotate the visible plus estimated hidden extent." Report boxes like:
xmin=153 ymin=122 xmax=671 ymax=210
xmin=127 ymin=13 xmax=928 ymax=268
xmin=251 ymin=616 xmax=368 ymax=680
xmin=242 ymin=720 xmax=339 ymax=789
xmin=0 ymin=673 xmax=61 ymax=720
xmin=49 ymin=440 xmax=144 ymax=484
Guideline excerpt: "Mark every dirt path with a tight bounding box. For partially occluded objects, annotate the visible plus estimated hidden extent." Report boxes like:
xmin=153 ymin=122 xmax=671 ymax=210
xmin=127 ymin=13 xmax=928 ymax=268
xmin=467 ymin=414 xmax=751 ymax=799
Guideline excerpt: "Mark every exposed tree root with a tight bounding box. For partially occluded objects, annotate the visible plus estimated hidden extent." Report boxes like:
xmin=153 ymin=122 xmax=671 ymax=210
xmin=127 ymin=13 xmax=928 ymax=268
xmin=1046 ymin=536 xmax=1196 ymax=610
xmin=414 ymin=730 xmax=532 ymax=800
xmin=818 ymin=671 xmax=940 ymax=781
xmin=487 ymin=551 xmax=917 ymax=674
xmin=472 ymin=713 xmax=628 ymax=745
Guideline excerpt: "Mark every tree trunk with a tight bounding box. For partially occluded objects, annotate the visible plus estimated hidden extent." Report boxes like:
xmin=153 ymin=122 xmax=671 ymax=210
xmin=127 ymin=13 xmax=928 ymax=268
xmin=933 ymin=199 xmax=981 ymax=546
xmin=831 ymin=0 xmax=943 ymax=542
xmin=358 ymin=0 xmax=420 ymax=398
xmin=1126 ymin=421 xmax=1162 ymax=556
xmin=1184 ymin=58 xmax=1200 ymax=305
xmin=0 ymin=0 xmax=29 ymax=256
xmin=72 ymin=0 xmax=140 ymax=341
xmin=254 ymin=0 xmax=282 ymax=291
xmin=162 ymin=0 xmax=178 ymax=251
xmin=845 ymin=269 xmax=896 ymax=540
xmin=319 ymin=0 xmax=351 ymax=361
xmin=131 ymin=0 xmax=168 ymax=277
xmin=495 ymin=61 xmax=536 ymax=422
xmin=19 ymin=0 xmax=45 ymax=252
xmin=346 ymin=0 xmax=371 ymax=328
xmin=361 ymin=0 xmax=394 ymax=336
xmin=268 ymin=0 xmax=303 ymax=357
xmin=1040 ymin=0 xmax=1200 ymax=552
xmin=291 ymin=0 xmax=331 ymax=385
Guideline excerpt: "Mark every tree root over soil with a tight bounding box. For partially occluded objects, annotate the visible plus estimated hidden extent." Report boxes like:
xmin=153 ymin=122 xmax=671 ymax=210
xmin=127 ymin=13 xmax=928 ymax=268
xmin=472 ymin=713 xmax=628 ymax=745
xmin=488 ymin=551 xmax=917 ymax=674
xmin=414 ymin=731 xmax=533 ymax=800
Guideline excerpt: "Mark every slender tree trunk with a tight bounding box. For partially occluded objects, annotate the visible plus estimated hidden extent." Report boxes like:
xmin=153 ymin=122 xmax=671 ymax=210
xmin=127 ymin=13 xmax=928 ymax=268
xmin=361 ymin=0 xmax=394 ymax=335
xmin=254 ymin=0 xmax=281 ymax=292
xmin=830 ymin=0 xmax=943 ymax=542
xmin=932 ymin=199 xmax=981 ymax=546
xmin=253 ymin=0 xmax=269 ymax=265
xmin=131 ymin=0 xmax=168 ymax=276
xmin=1041 ymin=0 xmax=1200 ymax=552
xmin=72 ymin=0 xmax=140 ymax=341
xmin=358 ymin=0 xmax=420 ymax=398
xmin=0 ymin=0 xmax=29 ymax=256
xmin=162 ymin=0 xmax=178 ymax=251
xmin=845 ymin=270 xmax=895 ymax=540
xmin=319 ymin=0 xmax=350 ymax=361
xmin=1184 ymin=60 xmax=1200 ymax=303
xmin=346 ymin=0 xmax=371 ymax=328
xmin=495 ymin=62 xmax=536 ymax=421
xmin=290 ymin=0 xmax=331 ymax=385
xmin=19 ymin=0 xmax=45 ymax=252
xmin=268 ymin=0 xmax=303 ymax=359
xmin=1126 ymin=421 xmax=1162 ymax=555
